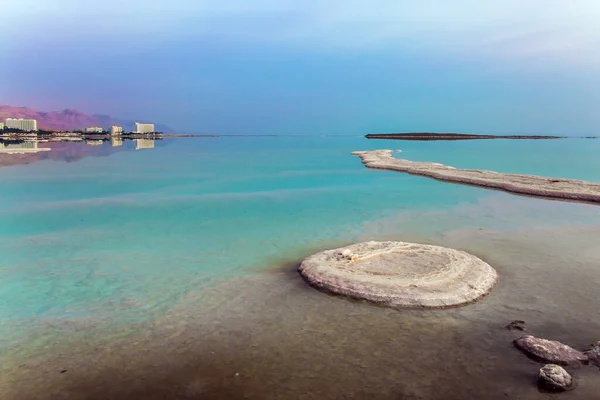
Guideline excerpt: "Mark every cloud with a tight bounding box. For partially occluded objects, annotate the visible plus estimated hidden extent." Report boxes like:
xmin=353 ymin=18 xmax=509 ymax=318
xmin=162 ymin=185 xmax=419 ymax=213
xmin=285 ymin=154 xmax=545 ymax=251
xmin=12 ymin=1 xmax=600 ymax=62
xmin=3 ymin=0 xmax=600 ymax=67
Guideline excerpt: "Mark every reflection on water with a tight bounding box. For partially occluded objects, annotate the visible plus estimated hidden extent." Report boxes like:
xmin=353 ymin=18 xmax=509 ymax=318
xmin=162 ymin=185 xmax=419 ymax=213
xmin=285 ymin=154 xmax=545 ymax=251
xmin=134 ymin=138 xmax=155 ymax=150
xmin=0 ymin=140 xmax=51 ymax=154
xmin=2 ymin=195 xmax=600 ymax=399
xmin=0 ymin=137 xmax=159 ymax=167
xmin=2 ymin=137 xmax=600 ymax=399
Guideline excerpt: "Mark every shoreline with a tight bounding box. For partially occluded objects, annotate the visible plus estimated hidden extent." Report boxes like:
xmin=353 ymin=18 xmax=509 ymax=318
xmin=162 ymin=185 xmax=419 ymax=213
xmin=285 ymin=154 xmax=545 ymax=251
xmin=0 ymin=133 xmax=164 ymax=141
xmin=352 ymin=150 xmax=600 ymax=205
xmin=3 ymin=223 xmax=600 ymax=399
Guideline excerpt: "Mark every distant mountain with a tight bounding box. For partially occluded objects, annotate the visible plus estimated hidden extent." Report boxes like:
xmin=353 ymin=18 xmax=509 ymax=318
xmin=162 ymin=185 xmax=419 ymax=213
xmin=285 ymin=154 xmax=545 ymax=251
xmin=0 ymin=105 xmax=174 ymax=133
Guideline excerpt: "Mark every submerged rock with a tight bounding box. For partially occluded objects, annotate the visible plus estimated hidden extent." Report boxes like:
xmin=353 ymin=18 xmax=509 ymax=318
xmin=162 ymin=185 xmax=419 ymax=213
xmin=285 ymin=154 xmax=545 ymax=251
xmin=298 ymin=241 xmax=498 ymax=309
xmin=506 ymin=320 xmax=526 ymax=331
xmin=584 ymin=342 xmax=600 ymax=368
xmin=514 ymin=335 xmax=588 ymax=366
xmin=538 ymin=364 xmax=575 ymax=392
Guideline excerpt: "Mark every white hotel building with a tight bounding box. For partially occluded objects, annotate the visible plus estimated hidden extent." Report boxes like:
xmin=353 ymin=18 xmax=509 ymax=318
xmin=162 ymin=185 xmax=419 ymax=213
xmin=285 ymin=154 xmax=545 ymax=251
xmin=4 ymin=118 xmax=38 ymax=132
xmin=134 ymin=122 xmax=155 ymax=134
xmin=85 ymin=126 xmax=103 ymax=133
xmin=110 ymin=125 xmax=123 ymax=135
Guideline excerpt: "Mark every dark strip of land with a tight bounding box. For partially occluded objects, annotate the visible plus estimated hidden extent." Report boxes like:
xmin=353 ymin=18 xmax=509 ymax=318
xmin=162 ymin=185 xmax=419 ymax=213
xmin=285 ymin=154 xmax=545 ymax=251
xmin=365 ymin=133 xmax=564 ymax=141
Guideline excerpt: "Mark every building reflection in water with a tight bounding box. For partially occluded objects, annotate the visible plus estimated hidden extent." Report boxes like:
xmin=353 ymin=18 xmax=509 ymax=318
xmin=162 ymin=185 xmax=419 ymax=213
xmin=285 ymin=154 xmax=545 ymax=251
xmin=0 ymin=137 xmax=161 ymax=168
xmin=134 ymin=139 xmax=155 ymax=150
xmin=0 ymin=140 xmax=52 ymax=154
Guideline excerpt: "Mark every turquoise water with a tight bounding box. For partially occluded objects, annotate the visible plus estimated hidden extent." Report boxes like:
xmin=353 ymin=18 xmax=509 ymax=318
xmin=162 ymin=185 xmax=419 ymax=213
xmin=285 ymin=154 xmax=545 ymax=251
xmin=1 ymin=137 xmax=600 ymax=341
xmin=2 ymin=137 xmax=600 ymax=399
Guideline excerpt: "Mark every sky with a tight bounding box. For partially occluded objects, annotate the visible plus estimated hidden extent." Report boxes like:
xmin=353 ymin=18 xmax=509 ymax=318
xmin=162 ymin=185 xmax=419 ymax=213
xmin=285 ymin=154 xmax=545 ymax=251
xmin=1 ymin=1 xmax=599 ymax=134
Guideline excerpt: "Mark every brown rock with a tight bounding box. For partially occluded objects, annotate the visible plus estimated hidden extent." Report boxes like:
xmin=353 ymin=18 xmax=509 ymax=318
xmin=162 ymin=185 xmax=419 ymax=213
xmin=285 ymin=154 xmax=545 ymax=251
xmin=538 ymin=364 xmax=575 ymax=392
xmin=513 ymin=335 xmax=588 ymax=366
xmin=584 ymin=342 xmax=600 ymax=368
xmin=506 ymin=320 xmax=526 ymax=331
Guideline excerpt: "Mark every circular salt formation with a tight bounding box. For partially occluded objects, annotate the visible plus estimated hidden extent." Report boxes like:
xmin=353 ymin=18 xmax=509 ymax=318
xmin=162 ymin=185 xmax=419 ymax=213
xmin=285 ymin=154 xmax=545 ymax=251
xmin=298 ymin=241 xmax=498 ymax=309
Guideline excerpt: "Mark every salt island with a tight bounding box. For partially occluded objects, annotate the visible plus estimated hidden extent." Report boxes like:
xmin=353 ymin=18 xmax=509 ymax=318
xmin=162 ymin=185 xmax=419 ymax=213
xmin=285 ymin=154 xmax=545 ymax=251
xmin=298 ymin=241 xmax=498 ymax=309
xmin=352 ymin=150 xmax=600 ymax=204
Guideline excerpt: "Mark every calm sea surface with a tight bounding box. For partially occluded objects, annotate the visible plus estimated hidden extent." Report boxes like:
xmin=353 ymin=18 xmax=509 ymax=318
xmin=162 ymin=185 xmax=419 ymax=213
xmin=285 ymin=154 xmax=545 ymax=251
xmin=1 ymin=136 xmax=600 ymax=399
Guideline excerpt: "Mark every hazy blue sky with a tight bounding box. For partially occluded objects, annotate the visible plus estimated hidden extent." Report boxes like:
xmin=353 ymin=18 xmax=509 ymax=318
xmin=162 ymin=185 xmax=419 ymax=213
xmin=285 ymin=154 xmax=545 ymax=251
xmin=1 ymin=1 xmax=599 ymax=134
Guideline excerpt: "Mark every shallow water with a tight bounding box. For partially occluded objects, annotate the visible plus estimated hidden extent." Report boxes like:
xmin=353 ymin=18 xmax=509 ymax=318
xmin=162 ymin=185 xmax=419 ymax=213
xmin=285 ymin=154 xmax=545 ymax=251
xmin=1 ymin=137 xmax=600 ymax=399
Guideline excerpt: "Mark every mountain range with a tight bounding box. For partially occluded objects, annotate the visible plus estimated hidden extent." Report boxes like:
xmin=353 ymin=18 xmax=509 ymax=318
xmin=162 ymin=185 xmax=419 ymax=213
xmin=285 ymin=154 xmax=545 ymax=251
xmin=0 ymin=106 xmax=174 ymax=133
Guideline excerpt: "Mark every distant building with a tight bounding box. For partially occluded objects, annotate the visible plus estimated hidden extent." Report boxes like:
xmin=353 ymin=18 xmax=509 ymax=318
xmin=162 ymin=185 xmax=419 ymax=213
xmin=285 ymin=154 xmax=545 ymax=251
xmin=4 ymin=118 xmax=38 ymax=131
xmin=110 ymin=125 xmax=123 ymax=135
xmin=85 ymin=126 xmax=103 ymax=133
xmin=134 ymin=139 xmax=155 ymax=150
xmin=0 ymin=122 xmax=4 ymax=130
xmin=111 ymin=137 xmax=123 ymax=147
xmin=134 ymin=122 xmax=154 ymax=134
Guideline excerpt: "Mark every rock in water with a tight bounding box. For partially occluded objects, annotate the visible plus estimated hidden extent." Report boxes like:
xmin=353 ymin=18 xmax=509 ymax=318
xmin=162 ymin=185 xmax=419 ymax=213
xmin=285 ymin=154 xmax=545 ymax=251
xmin=584 ymin=342 xmax=600 ymax=368
xmin=297 ymin=241 xmax=498 ymax=309
xmin=506 ymin=320 xmax=526 ymax=331
xmin=538 ymin=364 xmax=575 ymax=392
xmin=514 ymin=335 xmax=588 ymax=366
